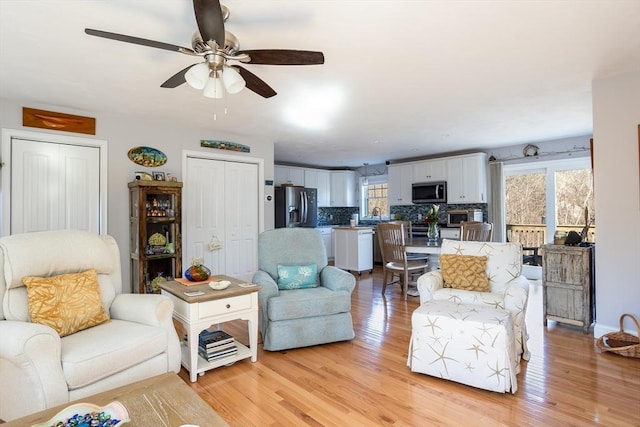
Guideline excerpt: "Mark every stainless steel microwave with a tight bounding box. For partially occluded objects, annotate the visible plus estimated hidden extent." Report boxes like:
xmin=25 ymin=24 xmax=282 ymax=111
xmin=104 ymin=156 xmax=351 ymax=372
xmin=447 ymin=209 xmax=483 ymax=227
xmin=412 ymin=181 xmax=447 ymax=204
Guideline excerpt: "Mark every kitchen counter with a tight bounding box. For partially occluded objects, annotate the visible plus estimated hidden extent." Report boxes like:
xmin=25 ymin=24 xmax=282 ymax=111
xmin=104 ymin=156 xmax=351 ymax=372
xmin=333 ymin=227 xmax=374 ymax=274
xmin=333 ymin=226 xmax=375 ymax=230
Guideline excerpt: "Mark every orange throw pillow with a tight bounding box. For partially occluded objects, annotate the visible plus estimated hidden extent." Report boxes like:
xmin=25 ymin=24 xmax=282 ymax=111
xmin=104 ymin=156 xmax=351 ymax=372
xmin=23 ymin=269 xmax=110 ymax=337
xmin=440 ymin=254 xmax=489 ymax=291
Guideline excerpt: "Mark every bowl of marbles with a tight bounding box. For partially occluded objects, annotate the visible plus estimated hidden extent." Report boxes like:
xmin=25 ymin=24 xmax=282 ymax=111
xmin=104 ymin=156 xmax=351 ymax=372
xmin=209 ymin=280 xmax=231 ymax=291
xmin=33 ymin=401 xmax=130 ymax=427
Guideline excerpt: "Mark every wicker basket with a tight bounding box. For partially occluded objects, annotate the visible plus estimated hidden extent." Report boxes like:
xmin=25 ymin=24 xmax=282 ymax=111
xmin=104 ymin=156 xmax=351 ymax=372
xmin=596 ymin=314 xmax=640 ymax=358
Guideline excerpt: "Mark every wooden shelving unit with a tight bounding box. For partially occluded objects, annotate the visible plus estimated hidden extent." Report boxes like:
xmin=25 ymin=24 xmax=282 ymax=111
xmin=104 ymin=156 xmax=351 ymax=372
xmin=129 ymin=180 xmax=182 ymax=293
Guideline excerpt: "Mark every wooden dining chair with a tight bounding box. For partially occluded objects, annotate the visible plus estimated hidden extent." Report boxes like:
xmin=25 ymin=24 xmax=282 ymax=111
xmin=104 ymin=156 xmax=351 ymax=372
xmin=377 ymin=223 xmax=428 ymax=300
xmin=460 ymin=221 xmax=493 ymax=242
xmin=388 ymin=220 xmax=413 ymax=237
xmin=388 ymin=220 xmax=429 ymax=263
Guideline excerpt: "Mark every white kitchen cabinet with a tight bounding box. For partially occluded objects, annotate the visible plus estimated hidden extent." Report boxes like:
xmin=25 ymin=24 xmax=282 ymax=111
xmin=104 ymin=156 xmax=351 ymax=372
xmin=274 ymin=165 xmax=305 ymax=186
xmin=413 ymin=159 xmax=447 ymax=183
xmin=333 ymin=227 xmax=373 ymax=274
xmin=330 ymin=170 xmax=357 ymax=207
xmin=317 ymin=227 xmax=334 ymax=259
xmin=305 ymin=169 xmax=331 ymax=207
xmin=388 ymin=164 xmax=413 ymax=206
xmin=446 ymin=153 xmax=488 ymax=204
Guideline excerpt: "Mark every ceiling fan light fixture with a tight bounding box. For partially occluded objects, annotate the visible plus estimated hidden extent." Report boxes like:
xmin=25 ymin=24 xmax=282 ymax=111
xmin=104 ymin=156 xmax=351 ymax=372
xmin=85 ymin=2 xmax=325 ymax=100
xmin=222 ymin=66 xmax=246 ymax=94
xmin=203 ymin=73 xmax=224 ymax=99
xmin=185 ymin=62 xmax=210 ymax=90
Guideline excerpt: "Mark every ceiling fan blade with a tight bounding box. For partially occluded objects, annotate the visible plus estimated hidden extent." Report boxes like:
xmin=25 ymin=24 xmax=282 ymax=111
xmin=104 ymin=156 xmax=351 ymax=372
xmin=235 ymin=66 xmax=277 ymax=98
xmin=84 ymin=28 xmax=194 ymax=54
xmin=239 ymin=49 xmax=325 ymax=65
xmin=193 ymin=0 xmax=225 ymax=47
xmin=161 ymin=65 xmax=196 ymax=88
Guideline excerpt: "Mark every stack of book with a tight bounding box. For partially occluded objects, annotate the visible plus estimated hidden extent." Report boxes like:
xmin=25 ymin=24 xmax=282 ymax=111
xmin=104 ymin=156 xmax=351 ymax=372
xmin=198 ymin=329 xmax=237 ymax=362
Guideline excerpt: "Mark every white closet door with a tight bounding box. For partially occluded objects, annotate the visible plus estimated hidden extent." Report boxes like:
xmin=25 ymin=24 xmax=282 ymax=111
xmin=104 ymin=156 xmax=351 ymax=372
xmin=224 ymin=161 xmax=258 ymax=278
xmin=10 ymin=138 xmax=100 ymax=234
xmin=184 ymin=157 xmax=226 ymax=275
xmin=184 ymin=156 xmax=259 ymax=281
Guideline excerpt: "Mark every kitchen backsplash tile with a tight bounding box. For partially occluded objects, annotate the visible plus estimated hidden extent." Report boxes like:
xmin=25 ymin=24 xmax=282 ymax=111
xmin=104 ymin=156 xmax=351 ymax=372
xmin=390 ymin=203 xmax=487 ymax=225
xmin=318 ymin=207 xmax=360 ymax=226
xmin=318 ymin=204 xmax=487 ymax=226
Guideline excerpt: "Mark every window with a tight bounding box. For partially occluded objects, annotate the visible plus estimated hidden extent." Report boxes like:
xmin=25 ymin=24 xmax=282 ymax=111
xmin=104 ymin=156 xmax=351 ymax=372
xmin=504 ymin=157 xmax=595 ymax=245
xmin=360 ymin=175 xmax=388 ymax=219
xmin=555 ymin=169 xmax=595 ymax=226
xmin=506 ymin=171 xmax=546 ymax=225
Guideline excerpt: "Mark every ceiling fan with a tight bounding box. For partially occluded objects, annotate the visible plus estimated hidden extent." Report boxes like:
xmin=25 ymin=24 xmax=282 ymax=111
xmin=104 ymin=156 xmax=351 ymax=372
xmin=85 ymin=0 xmax=324 ymax=98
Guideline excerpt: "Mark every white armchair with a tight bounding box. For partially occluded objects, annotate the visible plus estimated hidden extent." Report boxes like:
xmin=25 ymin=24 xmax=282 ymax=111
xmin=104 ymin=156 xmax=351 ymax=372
xmin=417 ymin=239 xmax=530 ymax=361
xmin=0 ymin=230 xmax=181 ymax=421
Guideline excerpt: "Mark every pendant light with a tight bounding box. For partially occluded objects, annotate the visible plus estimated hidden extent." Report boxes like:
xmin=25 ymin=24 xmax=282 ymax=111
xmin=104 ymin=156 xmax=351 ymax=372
xmin=363 ymin=163 xmax=369 ymax=186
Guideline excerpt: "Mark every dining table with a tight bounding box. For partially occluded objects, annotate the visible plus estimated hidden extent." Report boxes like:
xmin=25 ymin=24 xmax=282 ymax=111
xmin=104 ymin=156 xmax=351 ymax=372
xmin=405 ymin=237 xmax=443 ymax=255
xmin=405 ymin=237 xmax=443 ymax=271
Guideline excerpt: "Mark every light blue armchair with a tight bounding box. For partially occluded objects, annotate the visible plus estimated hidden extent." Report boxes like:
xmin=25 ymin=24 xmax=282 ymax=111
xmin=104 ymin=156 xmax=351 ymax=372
xmin=252 ymin=228 xmax=356 ymax=351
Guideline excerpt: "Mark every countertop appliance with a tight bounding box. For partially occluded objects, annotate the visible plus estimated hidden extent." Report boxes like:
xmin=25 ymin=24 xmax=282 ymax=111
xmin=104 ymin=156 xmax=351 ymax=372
xmin=447 ymin=209 xmax=483 ymax=227
xmin=412 ymin=181 xmax=447 ymax=204
xmin=275 ymin=186 xmax=318 ymax=228
xmin=334 ymin=227 xmax=374 ymax=274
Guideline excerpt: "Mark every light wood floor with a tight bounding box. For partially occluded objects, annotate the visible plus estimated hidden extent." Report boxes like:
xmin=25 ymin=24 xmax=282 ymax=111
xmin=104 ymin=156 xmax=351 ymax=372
xmin=178 ymin=267 xmax=640 ymax=426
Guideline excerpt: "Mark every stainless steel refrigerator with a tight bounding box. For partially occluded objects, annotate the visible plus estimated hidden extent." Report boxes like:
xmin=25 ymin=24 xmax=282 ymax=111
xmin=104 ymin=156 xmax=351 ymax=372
xmin=275 ymin=186 xmax=318 ymax=228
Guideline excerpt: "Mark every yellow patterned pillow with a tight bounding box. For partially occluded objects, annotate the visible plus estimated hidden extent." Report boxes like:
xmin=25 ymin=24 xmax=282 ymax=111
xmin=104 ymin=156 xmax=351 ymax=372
xmin=440 ymin=254 xmax=489 ymax=291
xmin=23 ymin=269 xmax=110 ymax=337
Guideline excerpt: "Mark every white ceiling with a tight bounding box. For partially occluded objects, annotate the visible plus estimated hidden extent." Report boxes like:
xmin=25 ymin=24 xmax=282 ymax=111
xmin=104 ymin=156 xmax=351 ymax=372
xmin=1 ymin=1 xmax=639 ymax=168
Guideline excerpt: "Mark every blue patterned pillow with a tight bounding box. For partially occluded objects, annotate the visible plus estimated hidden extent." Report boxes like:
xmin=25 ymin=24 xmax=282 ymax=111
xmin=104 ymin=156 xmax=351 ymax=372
xmin=277 ymin=264 xmax=318 ymax=289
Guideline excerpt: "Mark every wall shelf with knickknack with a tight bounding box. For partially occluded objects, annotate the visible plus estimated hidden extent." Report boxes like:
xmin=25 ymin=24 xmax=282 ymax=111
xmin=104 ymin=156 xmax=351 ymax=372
xmin=129 ymin=180 xmax=182 ymax=294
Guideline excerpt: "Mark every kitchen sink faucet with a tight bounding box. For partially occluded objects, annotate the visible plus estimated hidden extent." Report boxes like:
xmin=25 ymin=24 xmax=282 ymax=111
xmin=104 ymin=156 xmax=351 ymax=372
xmin=371 ymin=207 xmax=381 ymax=220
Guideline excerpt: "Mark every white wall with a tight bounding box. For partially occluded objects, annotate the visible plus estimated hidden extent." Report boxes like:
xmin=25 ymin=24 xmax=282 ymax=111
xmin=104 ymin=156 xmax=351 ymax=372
xmin=592 ymin=70 xmax=640 ymax=336
xmin=0 ymin=99 xmax=275 ymax=292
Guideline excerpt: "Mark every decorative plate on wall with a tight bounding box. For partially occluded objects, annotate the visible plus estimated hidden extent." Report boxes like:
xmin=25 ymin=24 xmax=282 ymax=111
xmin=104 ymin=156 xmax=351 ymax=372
xmin=128 ymin=146 xmax=167 ymax=167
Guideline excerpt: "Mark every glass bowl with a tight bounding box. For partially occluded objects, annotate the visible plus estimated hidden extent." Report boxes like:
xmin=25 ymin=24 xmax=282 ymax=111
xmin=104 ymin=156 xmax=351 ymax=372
xmin=33 ymin=401 xmax=130 ymax=427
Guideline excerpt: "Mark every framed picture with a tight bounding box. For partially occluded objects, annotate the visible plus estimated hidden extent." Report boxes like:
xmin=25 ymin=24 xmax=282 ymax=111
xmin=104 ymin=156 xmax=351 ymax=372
xmin=153 ymin=171 xmax=165 ymax=181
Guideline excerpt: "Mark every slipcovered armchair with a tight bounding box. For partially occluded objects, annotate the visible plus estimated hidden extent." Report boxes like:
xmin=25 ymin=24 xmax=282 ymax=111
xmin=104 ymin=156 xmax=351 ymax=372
xmin=0 ymin=230 xmax=181 ymax=421
xmin=252 ymin=228 xmax=356 ymax=351
xmin=417 ymin=239 xmax=530 ymax=361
